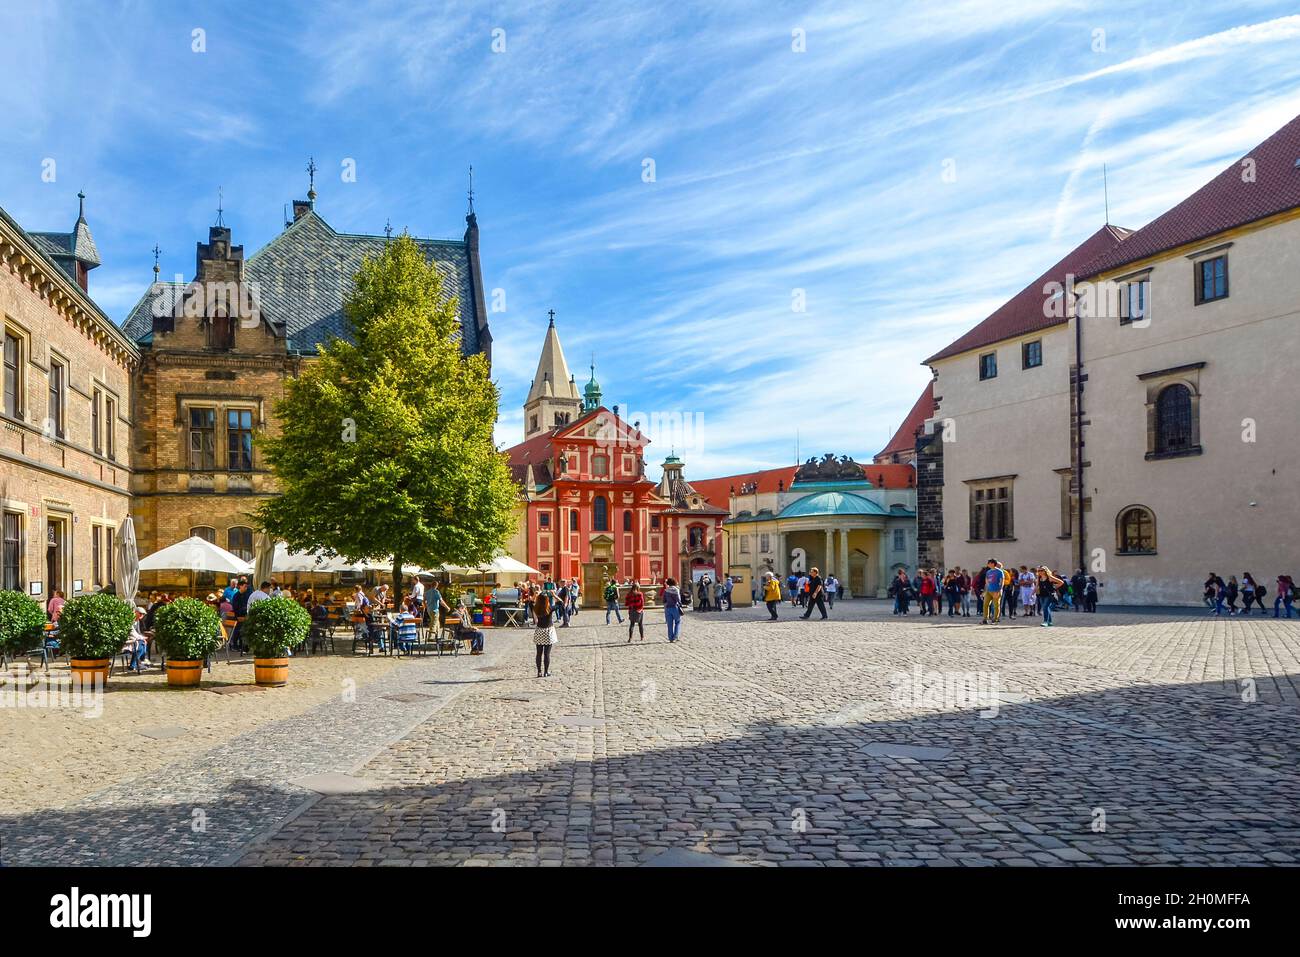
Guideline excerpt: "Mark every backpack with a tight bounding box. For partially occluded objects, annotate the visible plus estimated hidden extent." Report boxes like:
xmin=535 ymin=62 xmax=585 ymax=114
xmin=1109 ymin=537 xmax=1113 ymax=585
xmin=603 ymin=583 xmax=617 ymax=601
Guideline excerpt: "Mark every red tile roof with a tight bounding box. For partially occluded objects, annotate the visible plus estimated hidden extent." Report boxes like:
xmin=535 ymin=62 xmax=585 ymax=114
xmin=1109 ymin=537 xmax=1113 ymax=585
xmin=1082 ymin=111 xmax=1300 ymax=277
xmin=874 ymin=381 xmax=936 ymax=462
xmin=923 ymin=224 xmax=1131 ymax=365
xmin=690 ymin=461 xmax=916 ymax=509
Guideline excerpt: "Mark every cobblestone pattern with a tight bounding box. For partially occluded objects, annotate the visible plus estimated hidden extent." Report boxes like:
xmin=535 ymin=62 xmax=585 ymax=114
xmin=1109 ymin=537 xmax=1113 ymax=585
xmin=235 ymin=604 xmax=1300 ymax=867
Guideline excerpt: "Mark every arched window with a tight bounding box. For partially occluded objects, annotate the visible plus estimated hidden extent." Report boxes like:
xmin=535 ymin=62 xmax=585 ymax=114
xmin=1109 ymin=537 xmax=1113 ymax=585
xmin=190 ymin=526 xmax=216 ymax=544
xmin=1155 ymin=384 xmax=1192 ymax=454
xmin=593 ymin=496 xmax=609 ymax=531
xmin=623 ymin=509 xmax=633 ymax=532
xmin=227 ymin=526 xmax=254 ymax=562
xmin=1117 ymin=506 xmax=1156 ymax=554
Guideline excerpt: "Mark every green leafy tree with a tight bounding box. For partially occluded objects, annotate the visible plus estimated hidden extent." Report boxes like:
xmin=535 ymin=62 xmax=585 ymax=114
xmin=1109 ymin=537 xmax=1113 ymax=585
xmin=256 ymin=234 xmax=518 ymax=603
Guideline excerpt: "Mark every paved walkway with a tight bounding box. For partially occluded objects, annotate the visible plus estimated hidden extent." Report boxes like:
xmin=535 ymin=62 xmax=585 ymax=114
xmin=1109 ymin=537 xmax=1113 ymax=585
xmin=6 ymin=602 xmax=1300 ymax=866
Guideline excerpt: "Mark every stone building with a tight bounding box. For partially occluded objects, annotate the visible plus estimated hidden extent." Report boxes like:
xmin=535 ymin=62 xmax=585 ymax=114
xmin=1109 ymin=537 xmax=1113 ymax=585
xmin=502 ymin=318 xmax=725 ymax=600
xmin=692 ymin=457 xmax=917 ymax=598
xmin=120 ymin=189 xmax=490 ymax=585
xmin=0 ymin=196 xmax=137 ymax=600
xmin=921 ymin=111 xmax=1300 ymax=603
xmin=919 ymin=225 xmax=1130 ymax=577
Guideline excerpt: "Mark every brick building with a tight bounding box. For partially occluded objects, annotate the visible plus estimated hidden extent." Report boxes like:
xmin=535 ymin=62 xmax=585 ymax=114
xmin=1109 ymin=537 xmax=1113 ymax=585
xmin=0 ymin=196 xmax=138 ymax=600
xmin=120 ymin=189 xmax=491 ymax=584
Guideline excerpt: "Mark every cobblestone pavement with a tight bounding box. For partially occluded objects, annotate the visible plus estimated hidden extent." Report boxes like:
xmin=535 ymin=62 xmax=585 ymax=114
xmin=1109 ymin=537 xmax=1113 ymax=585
xmin=7 ymin=602 xmax=1300 ymax=866
xmin=237 ymin=602 xmax=1300 ymax=866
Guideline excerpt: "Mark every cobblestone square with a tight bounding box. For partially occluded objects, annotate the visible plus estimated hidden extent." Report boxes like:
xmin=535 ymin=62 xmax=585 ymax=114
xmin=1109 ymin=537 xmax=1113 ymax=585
xmin=4 ymin=602 xmax=1299 ymax=867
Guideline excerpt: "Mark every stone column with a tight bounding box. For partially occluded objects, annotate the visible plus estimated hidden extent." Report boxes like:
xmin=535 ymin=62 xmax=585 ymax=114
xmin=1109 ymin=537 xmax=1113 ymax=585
xmin=777 ymin=531 xmax=787 ymax=577
xmin=824 ymin=528 xmax=834 ymax=579
xmin=839 ymin=528 xmax=850 ymax=598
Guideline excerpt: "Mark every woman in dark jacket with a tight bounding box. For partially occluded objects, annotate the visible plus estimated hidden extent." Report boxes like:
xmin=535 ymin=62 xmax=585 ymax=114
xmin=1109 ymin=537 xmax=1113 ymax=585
xmin=625 ymin=582 xmax=645 ymax=642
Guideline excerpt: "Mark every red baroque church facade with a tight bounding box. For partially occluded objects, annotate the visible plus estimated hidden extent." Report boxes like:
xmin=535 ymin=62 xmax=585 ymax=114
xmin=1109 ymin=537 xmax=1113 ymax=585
xmin=503 ymin=317 xmax=725 ymax=587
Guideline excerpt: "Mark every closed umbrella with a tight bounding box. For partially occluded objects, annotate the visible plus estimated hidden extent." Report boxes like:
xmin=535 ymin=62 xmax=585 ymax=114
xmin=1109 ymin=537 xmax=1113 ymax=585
xmin=254 ymin=531 xmax=275 ymax=588
xmin=113 ymin=516 xmax=140 ymax=607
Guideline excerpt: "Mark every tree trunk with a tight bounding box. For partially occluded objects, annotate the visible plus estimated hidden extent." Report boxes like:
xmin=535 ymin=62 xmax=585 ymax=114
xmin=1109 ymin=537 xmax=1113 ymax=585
xmin=392 ymin=556 xmax=404 ymax=609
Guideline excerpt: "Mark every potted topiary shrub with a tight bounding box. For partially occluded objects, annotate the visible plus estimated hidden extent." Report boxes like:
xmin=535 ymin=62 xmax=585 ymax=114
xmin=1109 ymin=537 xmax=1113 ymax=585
xmin=153 ymin=597 xmax=223 ymax=688
xmin=243 ymin=596 xmax=310 ymax=687
xmin=0 ymin=590 xmax=48 ymax=667
xmin=57 ymin=592 xmax=134 ymax=689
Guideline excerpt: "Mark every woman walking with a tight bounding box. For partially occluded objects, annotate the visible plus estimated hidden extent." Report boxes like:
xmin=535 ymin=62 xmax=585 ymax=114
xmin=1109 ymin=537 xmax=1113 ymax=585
xmin=662 ymin=577 xmax=683 ymax=642
xmin=532 ymin=588 xmax=557 ymax=677
xmin=625 ymin=582 xmax=645 ymax=641
xmin=762 ymin=572 xmax=782 ymax=620
xmin=1037 ymin=566 xmax=1064 ymax=627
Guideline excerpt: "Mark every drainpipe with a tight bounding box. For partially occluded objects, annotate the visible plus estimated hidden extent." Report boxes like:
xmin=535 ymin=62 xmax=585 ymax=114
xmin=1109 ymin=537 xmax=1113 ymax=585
xmin=1073 ymin=286 xmax=1087 ymax=575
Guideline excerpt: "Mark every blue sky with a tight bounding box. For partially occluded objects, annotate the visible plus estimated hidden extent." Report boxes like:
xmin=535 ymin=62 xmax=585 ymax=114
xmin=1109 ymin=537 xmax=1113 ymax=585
xmin=3 ymin=1 xmax=1300 ymax=478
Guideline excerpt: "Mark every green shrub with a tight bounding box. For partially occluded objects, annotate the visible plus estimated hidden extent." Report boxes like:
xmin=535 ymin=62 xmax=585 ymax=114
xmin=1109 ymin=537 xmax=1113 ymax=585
xmin=153 ymin=598 xmax=223 ymax=661
xmin=0 ymin=590 xmax=47 ymax=656
xmin=243 ymin=596 xmax=310 ymax=658
xmin=57 ymin=593 xmax=135 ymax=660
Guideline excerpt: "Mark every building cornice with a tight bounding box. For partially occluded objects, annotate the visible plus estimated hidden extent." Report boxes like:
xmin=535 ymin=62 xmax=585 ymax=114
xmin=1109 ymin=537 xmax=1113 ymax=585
xmin=0 ymin=207 xmax=140 ymax=371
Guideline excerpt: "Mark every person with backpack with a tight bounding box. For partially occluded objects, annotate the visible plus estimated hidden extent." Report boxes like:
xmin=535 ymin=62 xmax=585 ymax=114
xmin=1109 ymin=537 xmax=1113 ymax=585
xmin=1275 ymin=575 xmax=1295 ymax=618
xmin=1226 ymin=576 xmax=1240 ymax=615
xmin=603 ymin=578 xmax=623 ymax=625
xmin=1209 ymin=574 xmax=1227 ymax=616
xmin=555 ymin=580 xmax=572 ymax=627
xmin=662 ymin=578 xmax=684 ymax=641
xmin=1084 ymin=576 xmax=1099 ymax=612
xmin=1243 ymin=573 xmax=1266 ymax=614
xmin=625 ymin=582 xmax=645 ymax=641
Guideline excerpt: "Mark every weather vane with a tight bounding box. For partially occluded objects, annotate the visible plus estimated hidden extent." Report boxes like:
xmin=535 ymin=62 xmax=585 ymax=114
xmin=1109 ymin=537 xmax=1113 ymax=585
xmin=467 ymin=164 xmax=475 ymax=215
xmin=151 ymin=244 xmax=161 ymax=281
xmin=307 ymin=156 xmax=317 ymax=202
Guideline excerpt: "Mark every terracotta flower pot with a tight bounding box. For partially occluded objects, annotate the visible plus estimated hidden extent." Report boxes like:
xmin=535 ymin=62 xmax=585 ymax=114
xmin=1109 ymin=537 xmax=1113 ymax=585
xmin=69 ymin=658 xmax=111 ymax=690
xmin=253 ymin=657 xmax=289 ymax=687
xmin=166 ymin=659 xmax=204 ymax=687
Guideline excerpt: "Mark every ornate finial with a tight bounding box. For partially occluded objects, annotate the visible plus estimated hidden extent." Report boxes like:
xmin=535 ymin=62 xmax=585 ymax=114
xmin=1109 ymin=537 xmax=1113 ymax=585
xmin=215 ymin=187 xmax=225 ymax=226
xmin=467 ymin=165 xmax=475 ymax=216
xmin=151 ymin=244 xmax=161 ymax=280
xmin=547 ymin=308 xmax=556 ymax=327
xmin=77 ymin=189 xmax=86 ymax=220
xmin=306 ymin=156 xmax=318 ymax=203
xmin=384 ymin=218 xmax=393 ymax=241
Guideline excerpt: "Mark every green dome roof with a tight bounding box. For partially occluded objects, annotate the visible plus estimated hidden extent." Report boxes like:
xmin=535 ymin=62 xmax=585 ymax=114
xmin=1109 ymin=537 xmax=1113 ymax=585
xmin=584 ymin=376 xmax=601 ymax=396
xmin=777 ymin=490 xmax=889 ymax=519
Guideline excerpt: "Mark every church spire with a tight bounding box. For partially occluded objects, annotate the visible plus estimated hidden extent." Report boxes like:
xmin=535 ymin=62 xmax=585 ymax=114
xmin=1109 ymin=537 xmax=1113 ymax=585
xmin=523 ymin=310 xmax=583 ymax=438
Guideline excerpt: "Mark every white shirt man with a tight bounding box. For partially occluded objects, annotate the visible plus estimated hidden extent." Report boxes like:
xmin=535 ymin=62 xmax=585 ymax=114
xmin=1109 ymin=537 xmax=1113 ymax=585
xmin=247 ymin=582 xmax=271 ymax=610
xmin=411 ymin=579 xmax=426 ymax=605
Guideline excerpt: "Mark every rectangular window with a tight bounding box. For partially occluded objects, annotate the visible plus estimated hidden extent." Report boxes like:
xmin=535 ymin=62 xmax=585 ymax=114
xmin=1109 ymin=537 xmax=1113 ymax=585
xmin=739 ymin=534 xmax=749 ymax=554
xmin=650 ymin=514 xmax=661 ymax=530
xmin=92 ymin=525 xmax=102 ymax=588
xmin=979 ymin=352 xmax=997 ymax=380
xmin=189 ymin=408 xmax=216 ymax=470
xmin=48 ymin=359 xmax=65 ymax=437
xmin=2 ymin=511 xmax=20 ymax=591
xmin=105 ymin=525 xmax=115 ymax=586
xmin=3 ymin=332 xmax=20 ymax=418
xmin=592 ymin=455 xmax=609 ymax=477
xmin=227 ymin=409 xmax=253 ymax=471
xmin=92 ymin=388 xmax=102 ymax=453
xmin=1121 ymin=280 xmax=1147 ymax=325
xmin=1195 ymin=255 xmax=1228 ymax=304
xmin=759 ymin=533 xmax=770 ymax=553
xmin=1021 ymin=340 xmax=1042 ymax=369
xmin=105 ymin=396 xmax=116 ymax=459
xmin=538 ymin=512 xmax=551 ymax=529
xmin=969 ymin=483 xmax=1013 ymax=541
xmin=893 ymin=528 xmax=905 ymax=552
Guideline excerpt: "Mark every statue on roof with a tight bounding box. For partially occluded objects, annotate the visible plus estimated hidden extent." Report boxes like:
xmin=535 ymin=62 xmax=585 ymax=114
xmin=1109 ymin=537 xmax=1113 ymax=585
xmin=795 ymin=453 xmax=864 ymax=482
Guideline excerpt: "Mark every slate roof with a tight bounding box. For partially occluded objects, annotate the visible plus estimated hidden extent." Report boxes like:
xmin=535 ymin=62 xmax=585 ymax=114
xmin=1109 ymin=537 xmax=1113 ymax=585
xmin=874 ymin=380 xmax=936 ymax=462
xmin=120 ymin=209 xmax=480 ymax=356
xmin=923 ymin=224 xmax=1132 ymax=365
xmin=1081 ymin=111 xmax=1300 ymax=277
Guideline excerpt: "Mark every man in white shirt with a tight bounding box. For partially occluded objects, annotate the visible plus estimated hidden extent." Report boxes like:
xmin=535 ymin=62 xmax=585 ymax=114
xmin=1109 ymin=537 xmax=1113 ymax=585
xmin=825 ymin=575 xmax=839 ymax=609
xmin=410 ymin=576 xmax=426 ymax=610
xmin=247 ymin=581 xmax=272 ymax=610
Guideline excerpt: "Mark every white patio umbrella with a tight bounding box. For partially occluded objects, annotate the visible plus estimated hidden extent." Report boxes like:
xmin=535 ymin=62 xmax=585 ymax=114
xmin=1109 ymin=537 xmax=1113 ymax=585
xmin=138 ymin=535 xmax=252 ymax=595
xmin=113 ymin=516 xmax=140 ymax=606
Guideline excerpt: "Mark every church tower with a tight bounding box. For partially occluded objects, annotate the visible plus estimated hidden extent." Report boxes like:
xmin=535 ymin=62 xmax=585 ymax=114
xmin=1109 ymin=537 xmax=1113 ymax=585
xmin=523 ymin=311 xmax=583 ymax=438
